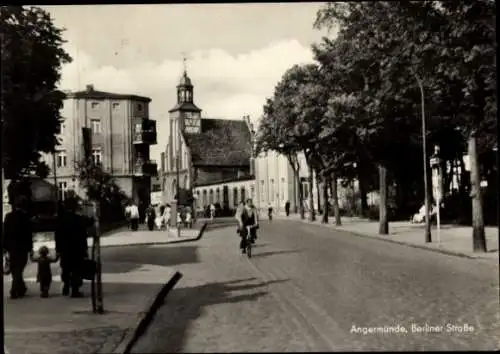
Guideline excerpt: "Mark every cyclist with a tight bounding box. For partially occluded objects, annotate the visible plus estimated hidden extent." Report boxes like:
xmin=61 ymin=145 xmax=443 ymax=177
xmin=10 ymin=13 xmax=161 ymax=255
xmin=235 ymin=199 xmax=259 ymax=254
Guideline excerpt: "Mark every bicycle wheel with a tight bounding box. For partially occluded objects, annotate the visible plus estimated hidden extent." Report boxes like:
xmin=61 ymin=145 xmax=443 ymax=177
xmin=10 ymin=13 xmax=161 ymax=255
xmin=247 ymin=241 xmax=252 ymax=258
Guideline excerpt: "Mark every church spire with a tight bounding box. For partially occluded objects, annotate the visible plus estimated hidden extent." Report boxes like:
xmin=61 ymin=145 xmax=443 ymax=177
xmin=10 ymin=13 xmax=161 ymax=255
xmin=177 ymin=53 xmax=193 ymax=103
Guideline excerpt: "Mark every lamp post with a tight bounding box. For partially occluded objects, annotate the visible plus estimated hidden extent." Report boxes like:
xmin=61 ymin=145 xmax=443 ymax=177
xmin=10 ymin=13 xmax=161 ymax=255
xmin=414 ymin=72 xmax=432 ymax=243
xmin=430 ymin=145 xmax=442 ymax=247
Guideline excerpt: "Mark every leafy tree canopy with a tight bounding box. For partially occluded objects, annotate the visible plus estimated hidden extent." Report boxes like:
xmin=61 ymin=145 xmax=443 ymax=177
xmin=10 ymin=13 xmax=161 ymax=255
xmin=1 ymin=6 xmax=72 ymax=179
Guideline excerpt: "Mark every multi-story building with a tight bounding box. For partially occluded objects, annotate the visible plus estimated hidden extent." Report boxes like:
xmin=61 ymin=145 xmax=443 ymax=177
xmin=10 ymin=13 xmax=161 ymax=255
xmin=42 ymin=85 xmax=158 ymax=206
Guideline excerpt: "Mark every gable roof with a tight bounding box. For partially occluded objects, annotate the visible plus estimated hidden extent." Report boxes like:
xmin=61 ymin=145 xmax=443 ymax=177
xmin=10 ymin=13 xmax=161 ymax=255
xmin=66 ymin=89 xmax=151 ymax=103
xmin=183 ymin=118 xmax=252 ymax=167
xmin=169 ymin=102 xmax=202 ymax=113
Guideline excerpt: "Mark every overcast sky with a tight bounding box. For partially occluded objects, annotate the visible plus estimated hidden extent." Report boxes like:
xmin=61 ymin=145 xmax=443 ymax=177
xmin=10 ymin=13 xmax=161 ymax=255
xmin=43 ymin=3 xmax=330 ymax=160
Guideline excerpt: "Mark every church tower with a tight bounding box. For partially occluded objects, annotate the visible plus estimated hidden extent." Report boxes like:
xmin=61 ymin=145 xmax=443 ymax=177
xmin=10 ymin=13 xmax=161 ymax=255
xmin=168 ymin=64 xmax=202 ymax=167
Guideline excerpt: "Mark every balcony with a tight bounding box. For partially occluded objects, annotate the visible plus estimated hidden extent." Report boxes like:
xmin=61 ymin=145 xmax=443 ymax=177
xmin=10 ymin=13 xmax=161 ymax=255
xmin=134 ymin=160 xmax=158 ymax=177
xmin=132 ymin=118 xmax=157 ymax=145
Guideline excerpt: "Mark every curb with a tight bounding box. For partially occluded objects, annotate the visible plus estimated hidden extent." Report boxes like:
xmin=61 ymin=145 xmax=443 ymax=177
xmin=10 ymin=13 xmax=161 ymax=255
xmin=282 ymin=217 xmax=488 ymax=260
xmin=110 ymin=271 xmax=184 ymax=354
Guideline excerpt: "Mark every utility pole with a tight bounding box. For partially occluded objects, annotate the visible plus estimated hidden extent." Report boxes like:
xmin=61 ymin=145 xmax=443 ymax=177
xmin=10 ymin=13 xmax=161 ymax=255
xmin=176 ymin=122 xmax=181 ymax=238
xmin=414 ymin=73 xmax=432 ymax=243
xmin=82 ymin=127 xmax=104 ymax=313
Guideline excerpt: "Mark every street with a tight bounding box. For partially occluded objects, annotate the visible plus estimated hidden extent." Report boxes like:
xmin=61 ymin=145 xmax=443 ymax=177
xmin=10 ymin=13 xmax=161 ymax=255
xmin=119 ymin=220 xmax=500 ymax=352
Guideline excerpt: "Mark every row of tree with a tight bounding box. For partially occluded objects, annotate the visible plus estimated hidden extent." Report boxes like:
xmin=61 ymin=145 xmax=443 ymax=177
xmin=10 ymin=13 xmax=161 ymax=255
xmin=255 ymin=1 xmax=497 ymax=250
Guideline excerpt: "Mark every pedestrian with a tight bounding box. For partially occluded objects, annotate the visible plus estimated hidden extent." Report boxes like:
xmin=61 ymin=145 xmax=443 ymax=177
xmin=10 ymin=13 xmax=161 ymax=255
xmin=146 ymin=204 xmax=156 ymax=231
xmin=154 ymin=204 xmax=164 ymax=230
xmin=285 ymin=200 xmax=290 ymax=217
xmin=185 ymin=206 xmax=192 ymax=228
xmin=209 ymin=203 xmax=216 ymax=221
xmin=163 ymin=203 xmax=172 ymax=232
xmin=124 ymin=201 xmax=132 ymax=229
xmin=30 ymin=245 xmax=59 ymax=298
xmin=3 ymin=195 xmax=33 ymax=299
xmin=267 ymin=202 xmax=273 ymax=222
xmin=54 ymin=197 xmax=90 ymax=297
xmin=128 ymin=201 xmax=140 ymax=231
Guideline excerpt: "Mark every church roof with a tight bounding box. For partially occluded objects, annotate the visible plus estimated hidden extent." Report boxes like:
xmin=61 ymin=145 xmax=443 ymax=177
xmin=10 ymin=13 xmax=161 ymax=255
xmin=178 ymin=71 xmax=193 ymax=87
xmin=168 ymin=101 xmax=202 ymax=113
xmin=183 ymin=119 xmax=252 ymax=167
xmin=67 ymin=85 xmax=151 ymax=102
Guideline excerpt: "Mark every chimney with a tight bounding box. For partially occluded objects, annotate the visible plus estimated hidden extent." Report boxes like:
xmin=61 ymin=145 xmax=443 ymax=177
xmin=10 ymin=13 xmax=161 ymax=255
xmin=86 ymin=84 xmax=94 ymax=92
xmin=160 ymin=152 xmax=165 ymax=173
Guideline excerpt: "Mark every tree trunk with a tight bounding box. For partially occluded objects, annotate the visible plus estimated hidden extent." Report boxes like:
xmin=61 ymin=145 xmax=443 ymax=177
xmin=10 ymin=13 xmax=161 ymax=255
xmin=316 ymin=173 xmax=321 ymax=215
xmin=292 ymin=167 xmax=298 ymax=213
xmin=308 ymin=165 xmax=315 ymax=221
xmin=322 ymin=175 xmax=329 ymax=224
xmin=468 ymin=134 xmax=487 ymax=252
xmin=296 ymin=172 xmax=305 ymax=219
xmin=331 ymin=172 xmax=341 ymax=226
xmin=378 ymin=164 xmax=389 ymax=235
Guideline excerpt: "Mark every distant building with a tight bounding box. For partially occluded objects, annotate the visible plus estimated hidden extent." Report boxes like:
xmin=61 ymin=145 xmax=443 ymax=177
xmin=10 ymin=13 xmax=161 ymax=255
xmin=41 ymin=85 xmax=157 ymax=206
xmin=160 ymin=70 xmax=254 ymax=211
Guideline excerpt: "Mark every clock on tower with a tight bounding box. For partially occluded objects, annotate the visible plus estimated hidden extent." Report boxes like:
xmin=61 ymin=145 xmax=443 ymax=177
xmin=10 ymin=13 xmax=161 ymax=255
xmin=184 ymin=111 xmax=201 ymax=134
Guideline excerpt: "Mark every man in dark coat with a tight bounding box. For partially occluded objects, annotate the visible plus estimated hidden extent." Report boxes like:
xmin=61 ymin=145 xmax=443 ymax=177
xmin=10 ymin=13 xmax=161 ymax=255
xmin=3 ymin=195 xmax=33 ymax=299
xmin=54 ymin=197 xmax=90 ymax=297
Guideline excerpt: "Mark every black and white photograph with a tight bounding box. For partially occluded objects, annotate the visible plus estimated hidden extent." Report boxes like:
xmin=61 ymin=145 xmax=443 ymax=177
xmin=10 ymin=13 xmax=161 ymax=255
xmin=1 ymin=2 xmax=498 ymax=353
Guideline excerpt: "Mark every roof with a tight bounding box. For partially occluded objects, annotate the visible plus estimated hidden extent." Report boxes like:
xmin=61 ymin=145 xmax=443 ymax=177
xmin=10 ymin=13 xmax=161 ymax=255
xmin=183 ymin=118 xmax=252 ymax=167
xmin=169 ymin=101 xmax=202 ymax=113
xmin=66 ymin=86 xmax=151 ymax=103
xmin=178 ymin=71 xmax=193 ymax=87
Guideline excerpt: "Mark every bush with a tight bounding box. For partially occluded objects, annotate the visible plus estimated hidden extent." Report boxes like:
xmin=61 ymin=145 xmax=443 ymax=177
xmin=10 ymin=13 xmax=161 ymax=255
xmin=366 ymin=205 xmax=398 ymax=222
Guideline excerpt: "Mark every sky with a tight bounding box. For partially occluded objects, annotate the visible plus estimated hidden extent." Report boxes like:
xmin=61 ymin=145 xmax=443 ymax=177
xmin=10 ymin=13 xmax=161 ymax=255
xmin=43 ymin=3 xmax=331 ymax=161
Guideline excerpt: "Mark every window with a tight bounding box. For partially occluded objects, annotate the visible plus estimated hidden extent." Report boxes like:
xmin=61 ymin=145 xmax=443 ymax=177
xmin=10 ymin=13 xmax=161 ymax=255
xmin=56 ymin=150 xmax=67 ymax=168
xmin=92 ymin=148 xmax=102 ymax=164
xmin=58 ymin=182 xmax=68 ymax=201
xmin=209 ymin=189 xmax=214 ymax=204
xmin=216 ymin=188 xmax=220 ymax=204
xmin=135 ymin=122 xmax=142 ymax=134
xmin=202 ymin=190 xmax=208 ymax=207
xmin=91 ymin=119 xmax=101 ymax=133
xmin=233 ymin=187 xmax=238 ymax=208
xmin=270 ymin=179 xmax=275 ymax=202
xmin=137 ymin=103 xmax=143 ymax=112
xmin=240 ymin=187 xmax=246 ymax=203
xmin=112 ymin=102 xmax=120 ymax=110
xmin=59 ymin=123 xmax=66 ymax=135
xmin=281 ymin=178 xmax=286 ymax=201
xmin=91 ymin=102 xmax=99 ymax=109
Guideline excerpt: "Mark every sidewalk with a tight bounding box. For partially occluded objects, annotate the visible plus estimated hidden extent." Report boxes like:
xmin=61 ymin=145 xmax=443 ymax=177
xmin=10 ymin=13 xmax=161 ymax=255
xmin=4 ymin=263 xmax=179 ymax=354
xmin=33 ymin=227 xmax=201 ymax=253
xmin=276 ymin=213 xmax=498 ymax=260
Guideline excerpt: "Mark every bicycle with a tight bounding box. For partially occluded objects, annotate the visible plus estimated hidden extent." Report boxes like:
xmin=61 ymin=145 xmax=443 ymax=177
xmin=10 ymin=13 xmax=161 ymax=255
xmin=246 ymin=225 xmax=252 ymax=258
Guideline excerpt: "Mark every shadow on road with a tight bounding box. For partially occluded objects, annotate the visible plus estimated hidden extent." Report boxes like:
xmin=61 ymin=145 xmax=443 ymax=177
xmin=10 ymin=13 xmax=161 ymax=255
xmin=251 ymin=249 xmax=301 ymax=258
xmin=102 ymin=245 xmax=201 ymax=270
xmin=131 ymin=277 xmax=289 ymax=353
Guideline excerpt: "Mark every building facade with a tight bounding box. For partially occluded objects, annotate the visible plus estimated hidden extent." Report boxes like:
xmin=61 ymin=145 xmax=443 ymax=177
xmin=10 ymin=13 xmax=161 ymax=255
xmin=160 ymin=70 xmax=254 ymax=211
xmin=42 ymin=85 xmax=158 ymax=205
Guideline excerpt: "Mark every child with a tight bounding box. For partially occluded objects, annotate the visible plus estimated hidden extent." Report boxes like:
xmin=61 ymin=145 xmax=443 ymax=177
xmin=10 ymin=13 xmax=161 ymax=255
xmin=30 ymin=246 xmax=59 ymax=298
xmin=3 ymin=253 xmax=11 ymax=275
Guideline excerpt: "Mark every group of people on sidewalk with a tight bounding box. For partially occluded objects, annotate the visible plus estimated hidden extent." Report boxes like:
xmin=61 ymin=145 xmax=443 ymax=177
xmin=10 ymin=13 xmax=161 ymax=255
xmin=125 ymin=200 xmax=194 ymax=232
xmin=3 ymin=195 xmax=90 ymax=299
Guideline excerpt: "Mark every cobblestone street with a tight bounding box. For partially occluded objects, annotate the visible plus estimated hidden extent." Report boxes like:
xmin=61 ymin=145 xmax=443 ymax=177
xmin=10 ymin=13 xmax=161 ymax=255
xmin=130 ymin=221 xmax=499 ymax=352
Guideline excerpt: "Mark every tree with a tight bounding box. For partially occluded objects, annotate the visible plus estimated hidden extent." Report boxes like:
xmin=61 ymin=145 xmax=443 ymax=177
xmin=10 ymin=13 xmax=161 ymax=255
xmin=1 ymin=6 xmax=72 ymax=179
xmin=75 ymin=158 xmax=128 ymax=223
xmin=435 ymin=0 xmax=496 ymax=251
